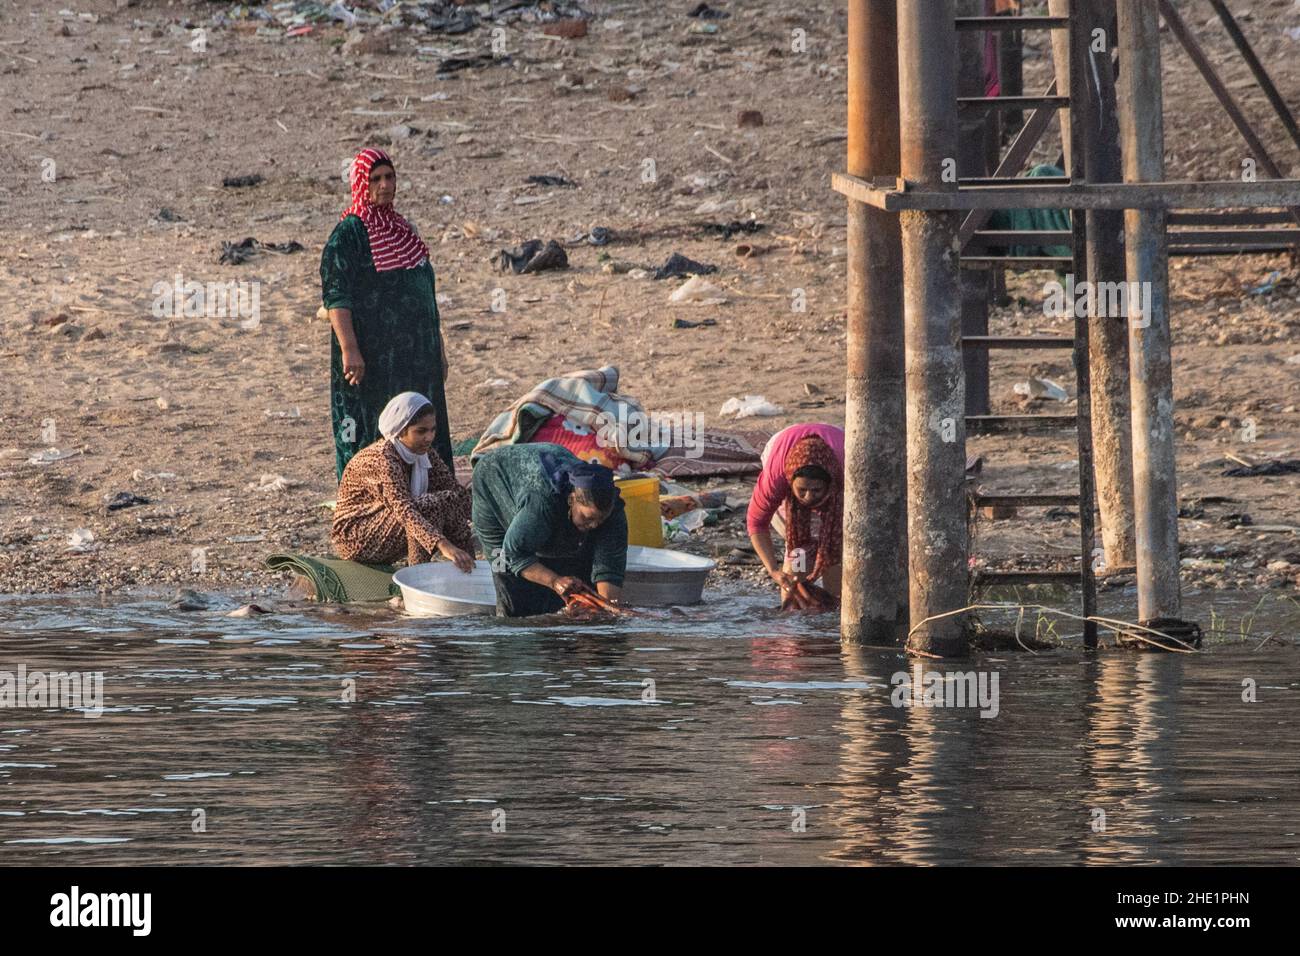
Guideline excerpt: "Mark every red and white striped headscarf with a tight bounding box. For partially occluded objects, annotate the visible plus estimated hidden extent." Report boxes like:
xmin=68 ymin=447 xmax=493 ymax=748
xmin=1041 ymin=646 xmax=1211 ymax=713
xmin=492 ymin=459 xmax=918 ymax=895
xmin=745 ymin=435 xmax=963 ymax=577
xmin=341 ymin=148 xmax=430 ymax=273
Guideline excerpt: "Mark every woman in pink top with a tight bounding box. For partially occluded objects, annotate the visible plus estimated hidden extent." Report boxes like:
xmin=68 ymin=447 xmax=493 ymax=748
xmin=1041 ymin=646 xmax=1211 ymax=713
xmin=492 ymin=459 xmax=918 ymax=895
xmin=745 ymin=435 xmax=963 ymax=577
xmin=746 ymin=423 xmax=846 ymax=600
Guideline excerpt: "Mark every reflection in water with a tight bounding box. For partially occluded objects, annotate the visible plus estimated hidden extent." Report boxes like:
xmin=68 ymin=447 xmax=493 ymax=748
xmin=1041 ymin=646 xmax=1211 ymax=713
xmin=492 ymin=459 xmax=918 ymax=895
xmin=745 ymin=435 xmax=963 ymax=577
xmin=1079 ymin=655 xmax=1184 ymax=865
xmin=0 ymin=591 xmax=1297 ymax=865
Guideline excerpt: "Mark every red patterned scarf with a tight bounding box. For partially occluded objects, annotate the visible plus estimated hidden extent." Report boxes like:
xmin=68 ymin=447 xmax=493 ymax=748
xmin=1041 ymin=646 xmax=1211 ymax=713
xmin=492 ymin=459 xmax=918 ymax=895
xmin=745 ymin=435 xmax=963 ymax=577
xmin=341 ymin=148 xmax=430 ymax=273
xmin=782 ymin=436 xmax=843 ymax=582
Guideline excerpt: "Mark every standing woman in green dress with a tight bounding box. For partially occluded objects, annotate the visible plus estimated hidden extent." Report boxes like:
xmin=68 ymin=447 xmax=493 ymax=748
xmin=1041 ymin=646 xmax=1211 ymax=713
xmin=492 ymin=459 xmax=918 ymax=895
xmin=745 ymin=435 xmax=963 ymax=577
xmin=321 ymin=147 xmax=454 ymax=480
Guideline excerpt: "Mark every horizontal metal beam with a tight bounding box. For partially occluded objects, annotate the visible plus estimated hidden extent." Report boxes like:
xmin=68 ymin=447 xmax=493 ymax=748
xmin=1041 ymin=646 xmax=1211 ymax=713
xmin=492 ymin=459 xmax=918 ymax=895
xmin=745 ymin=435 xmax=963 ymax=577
xmin=833 ymin=171 xmax=1300 ymax=210
xmin=1169 ymin=228 xmax=1300 ymax=245
xmin=1170 ymin=243 xmax=1295 ymax=256
xmin=954 ymin=15 xmax=1071 ymax=31
xmin=961 ymin=176 xmax=1072 ymax=186
xmin=1168 ymin=210 xmax=1294 ymax=226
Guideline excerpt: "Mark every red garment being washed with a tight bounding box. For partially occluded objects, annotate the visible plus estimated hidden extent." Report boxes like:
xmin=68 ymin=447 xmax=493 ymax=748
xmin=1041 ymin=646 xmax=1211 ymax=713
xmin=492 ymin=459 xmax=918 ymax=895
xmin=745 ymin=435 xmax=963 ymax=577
xmin=782 ymin=435 xmax=843 ymax=583
xmin=340 ymin=148 xmax=430 ymax=273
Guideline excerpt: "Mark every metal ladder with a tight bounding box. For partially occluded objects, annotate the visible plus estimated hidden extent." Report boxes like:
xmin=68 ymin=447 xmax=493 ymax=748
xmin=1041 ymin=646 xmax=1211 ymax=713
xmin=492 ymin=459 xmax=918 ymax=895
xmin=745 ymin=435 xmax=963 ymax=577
xmin=953 ymin=5 xmax=1099 ymax=647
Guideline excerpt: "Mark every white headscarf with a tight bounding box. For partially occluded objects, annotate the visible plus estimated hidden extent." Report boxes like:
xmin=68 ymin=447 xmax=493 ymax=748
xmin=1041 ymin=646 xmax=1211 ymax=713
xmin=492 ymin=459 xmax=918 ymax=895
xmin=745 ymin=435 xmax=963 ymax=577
xmin=378 ymin=392 xmax=433 ymax=498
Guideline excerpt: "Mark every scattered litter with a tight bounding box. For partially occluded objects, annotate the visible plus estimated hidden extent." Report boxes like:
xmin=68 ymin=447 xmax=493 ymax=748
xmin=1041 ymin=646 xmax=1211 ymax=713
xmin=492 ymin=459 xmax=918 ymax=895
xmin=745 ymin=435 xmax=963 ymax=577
xmin=654 ymin=252 xmax=718 ymax=280
xmin=526 ymin=174 xmax=577 ymax=188
xmin=542 ymin=18 xmax=588 ymax=39
xmin=156 ymin=207 xmax=185 ymax=222
xmin=720 ymin=395 xmax=784 ymax=419
xmin=495 ymin=238 xmax=569 ymax=274
xmin=264 ymin=407 xmax=302 ymax=419
xmin=28 ymin=448 xmax=80 ymax=465
xmin=1013 ymin=378 xmax=1069 ymax=403
xmin=155 ymin=397 xmax=169 ymax=411
xmin=660 ymin=490 xmax=729 ymax=519
xmin=477 ymin=378 xmax=515 ymax=390
xmin=66 ymin=528 xmax=96 ymax=553
xmin=1249 ymin=270 xmax=1282 ymax=295
xmin=701 ymin=219 xmax=763 ymax=239
xmin=221 ymin=174 xmax=263 ymax=188
xmin=588 ymin=226 xmax=611 ymax=246
xmin=132 ymin=469 xmax=178 ymax=482
xmin=688 ymin=2 xmax=730 ymax=19
xmin=226 ymin=534 xmax=266 ymax=544
xmin=1222 ymin=458 xmax=1300 ymax=478
xmin=669 ymin=275 xmax=727 ymax=305
xmin=672 ymin=317 xmax=718 ymax=329
xmin=247 ymin=473 xmax=300 ymax=493
xmin=104 ymin=491 xmax=150 ymax=512
xmin=220 ymin=237 xmax=305 ymax=265
xmin=436 ymin=52 xmax=510 ymax=75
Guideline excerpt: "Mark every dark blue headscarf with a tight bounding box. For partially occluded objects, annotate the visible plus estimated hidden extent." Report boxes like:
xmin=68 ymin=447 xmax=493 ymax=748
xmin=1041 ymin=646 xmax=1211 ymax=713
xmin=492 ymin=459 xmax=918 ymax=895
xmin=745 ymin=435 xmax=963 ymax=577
xmin=540 ymin=450 xmax=616 ymax=499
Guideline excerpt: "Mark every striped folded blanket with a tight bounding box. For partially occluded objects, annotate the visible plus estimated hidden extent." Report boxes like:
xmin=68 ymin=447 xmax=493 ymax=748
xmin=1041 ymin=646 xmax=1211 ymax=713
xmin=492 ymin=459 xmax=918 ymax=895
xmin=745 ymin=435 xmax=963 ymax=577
xmin=470 ymin=366 xmax=669 ymax=467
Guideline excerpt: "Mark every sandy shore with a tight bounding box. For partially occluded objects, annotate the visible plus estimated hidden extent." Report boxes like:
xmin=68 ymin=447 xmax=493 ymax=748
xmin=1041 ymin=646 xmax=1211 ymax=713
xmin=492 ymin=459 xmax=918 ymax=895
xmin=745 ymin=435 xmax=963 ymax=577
xmin=2 ymin=0 xmax=1298 ymax=602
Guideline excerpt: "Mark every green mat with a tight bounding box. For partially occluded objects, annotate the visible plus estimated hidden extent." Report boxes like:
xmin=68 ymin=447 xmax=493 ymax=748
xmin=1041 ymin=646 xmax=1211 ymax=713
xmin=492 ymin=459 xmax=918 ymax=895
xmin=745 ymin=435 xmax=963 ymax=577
xmin=452 ymin=435 xmax=478 ymax=457
xmin=265 ymin=553 xmax=399 ymax=603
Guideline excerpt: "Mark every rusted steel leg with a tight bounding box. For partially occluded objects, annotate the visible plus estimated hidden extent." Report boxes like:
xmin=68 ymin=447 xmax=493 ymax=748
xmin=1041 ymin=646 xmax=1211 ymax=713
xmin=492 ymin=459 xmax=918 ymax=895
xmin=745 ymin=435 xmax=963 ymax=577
xmin=1079 ymin=0 xmax=1137 ymax=571
xmin=842 ymin=0 xmax=907 ymax=645
xmin=1116 ymin=0 xmax=1182 ymax=622
xmin=898 ymin=0 xmax=971 ymax=657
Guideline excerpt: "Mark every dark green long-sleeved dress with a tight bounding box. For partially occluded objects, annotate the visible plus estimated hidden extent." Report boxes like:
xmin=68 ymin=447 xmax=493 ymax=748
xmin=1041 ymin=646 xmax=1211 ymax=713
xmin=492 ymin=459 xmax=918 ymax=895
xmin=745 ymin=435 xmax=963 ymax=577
xmin=320 ymin=215 xmax=453 ymax=481
xmin=471 ymin=443 xmax=628 ymax=617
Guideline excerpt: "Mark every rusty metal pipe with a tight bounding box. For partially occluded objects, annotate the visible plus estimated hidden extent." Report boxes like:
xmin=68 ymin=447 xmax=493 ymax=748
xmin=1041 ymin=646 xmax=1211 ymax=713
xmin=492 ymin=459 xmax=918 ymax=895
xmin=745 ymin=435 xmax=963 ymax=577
xmin=842 ymin=0 xmax=907 ymax=645
xmin=897 ymin=0 xmax=971 ymax=657
xmin=1115 ymin=0 xmax=1182 ymax=621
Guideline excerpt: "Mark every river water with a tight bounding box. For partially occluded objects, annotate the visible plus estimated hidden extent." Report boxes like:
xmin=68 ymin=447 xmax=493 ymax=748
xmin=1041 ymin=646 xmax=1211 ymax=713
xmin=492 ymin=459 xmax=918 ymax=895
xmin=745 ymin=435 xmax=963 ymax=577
xmin=1 ymin=588 xmax=1297 ymax=865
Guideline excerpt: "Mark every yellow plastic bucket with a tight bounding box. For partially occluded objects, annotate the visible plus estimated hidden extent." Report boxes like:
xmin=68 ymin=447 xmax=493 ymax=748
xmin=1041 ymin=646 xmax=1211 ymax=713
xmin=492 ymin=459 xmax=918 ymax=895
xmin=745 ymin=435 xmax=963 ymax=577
xmin=616 ymin=476 xmax=663 ymax=548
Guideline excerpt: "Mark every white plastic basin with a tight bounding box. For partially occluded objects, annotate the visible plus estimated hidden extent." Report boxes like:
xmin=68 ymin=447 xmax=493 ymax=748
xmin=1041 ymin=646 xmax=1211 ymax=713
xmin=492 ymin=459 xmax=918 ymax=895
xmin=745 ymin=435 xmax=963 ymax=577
xmin=393 ymin=560 xmax=496 ymax=617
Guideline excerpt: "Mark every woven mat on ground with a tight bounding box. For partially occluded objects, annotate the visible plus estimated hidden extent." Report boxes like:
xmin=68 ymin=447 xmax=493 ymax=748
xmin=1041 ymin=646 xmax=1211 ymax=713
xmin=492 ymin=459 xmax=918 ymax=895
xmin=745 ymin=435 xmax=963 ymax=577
xmin=265 ymin=553 xmax=399 ymax=603
xmin=652 ymin=428 xmax=772 ymax=478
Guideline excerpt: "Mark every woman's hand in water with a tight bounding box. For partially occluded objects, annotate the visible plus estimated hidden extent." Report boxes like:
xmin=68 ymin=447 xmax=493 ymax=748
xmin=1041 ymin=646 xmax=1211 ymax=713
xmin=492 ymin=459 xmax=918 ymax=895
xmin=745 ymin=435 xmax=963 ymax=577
xmin=438 ymin=540 xmax=474 ymax=573
xmin=552 ymin=576 xmax=593 ymax=598
xmin=770 ymin=568 xmax=799 ymax=593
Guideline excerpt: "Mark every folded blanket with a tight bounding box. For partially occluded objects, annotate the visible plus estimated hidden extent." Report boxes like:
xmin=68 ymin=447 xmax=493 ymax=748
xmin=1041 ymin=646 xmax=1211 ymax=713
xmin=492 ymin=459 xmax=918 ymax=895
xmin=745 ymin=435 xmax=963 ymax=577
xmin=265 ymin=553 xmax=399 ymax=603
xmin=470 ymin=366 xmax=669 ymax=467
